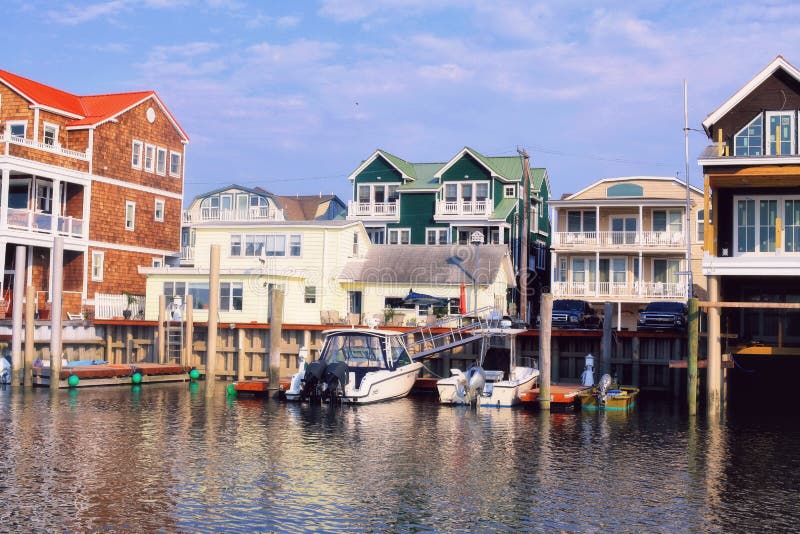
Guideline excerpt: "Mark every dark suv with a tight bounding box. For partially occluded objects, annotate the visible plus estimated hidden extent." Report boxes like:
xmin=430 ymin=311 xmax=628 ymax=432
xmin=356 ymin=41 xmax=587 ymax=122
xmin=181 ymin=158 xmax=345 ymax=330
xmin=637 ymin=301 xmax=688 ymax=332
xmin=551 ymin=300 xmax=602 ymax=329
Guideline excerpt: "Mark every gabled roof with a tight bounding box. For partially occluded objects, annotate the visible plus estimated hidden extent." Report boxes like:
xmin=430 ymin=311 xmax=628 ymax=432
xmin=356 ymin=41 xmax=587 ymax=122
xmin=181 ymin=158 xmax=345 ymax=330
xmin=434 ymin=146 xmax=524 ymax=183
xmin=272 ymin=194 xmax=344 ymax=221
xmin=531 ymin=168 xmax=548 ymax=193
xmin=347 ymin=149 xmax=416 ymax=182
xmin=702 ymin=55 xmax=800 ymax=135
xmin=0 ymin=68 xmax=188 ymax=141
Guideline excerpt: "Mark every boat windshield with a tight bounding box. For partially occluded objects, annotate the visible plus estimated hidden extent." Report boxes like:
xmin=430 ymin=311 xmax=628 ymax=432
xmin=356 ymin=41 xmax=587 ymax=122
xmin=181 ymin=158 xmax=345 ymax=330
xmin=388 ymin=337 xmax=412 ymax=369
xmin=322 ymin=333 xmax=388 ymax=369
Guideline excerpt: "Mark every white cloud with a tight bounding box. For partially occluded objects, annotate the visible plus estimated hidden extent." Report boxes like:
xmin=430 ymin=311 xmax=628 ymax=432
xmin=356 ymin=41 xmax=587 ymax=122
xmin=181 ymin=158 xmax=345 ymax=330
xmin=51 ymin=0 xmax=130 ymax=25
xmin=247 ymin=39 xmax=339 ymax=65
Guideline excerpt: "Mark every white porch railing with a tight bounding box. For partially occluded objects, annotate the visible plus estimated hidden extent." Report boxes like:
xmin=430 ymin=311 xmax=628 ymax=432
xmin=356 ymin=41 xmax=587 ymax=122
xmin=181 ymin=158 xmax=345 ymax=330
xmin=94 ymin=293 xmax=145 ymax=320
xmin=6 ymin=208 xmax=85 ymax=237
xmin=347 ymin=201 xmax=399 ymax=218
xmin=3 ymin=131 xmax=89 ymax=161
xmin=188 ymin=206 xmax=280 ymax=222
xmin=435 ymin=200 xmax=490 ymax=216
xmin=181 ymin=246 xmax=194 ymax=261
xmin=554 ymin=230 xmax=686 ymax=247
xmin=552 ymin=281 xmax=687 ymax=299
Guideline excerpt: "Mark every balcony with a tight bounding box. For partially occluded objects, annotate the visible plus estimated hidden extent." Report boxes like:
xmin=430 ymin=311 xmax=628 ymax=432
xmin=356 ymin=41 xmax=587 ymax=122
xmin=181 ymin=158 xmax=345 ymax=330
xmin=2 ymin=132 xmax=89 ymax=161
xmin=347 ymin=201 xmax=399 ymax=219
xmin=434 ymin=200 xmax=491 ymax=218
xmin=552 ymin=281 xmax=687 ymax=300
xmin=554 ymin=231 xmax=685 ymax=249
xmin=181 ymin=245 xmax=194 ymax=262
xmin=6 ymin=208 xmax=86 ymax=238
xmin=183 ymin=206 xmax=281 ymax=223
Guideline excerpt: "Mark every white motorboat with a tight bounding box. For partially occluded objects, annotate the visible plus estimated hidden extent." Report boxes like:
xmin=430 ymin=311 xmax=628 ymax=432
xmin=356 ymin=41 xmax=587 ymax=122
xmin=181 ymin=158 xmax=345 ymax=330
xmin=285 ymin=328 xmax=422 ymax=404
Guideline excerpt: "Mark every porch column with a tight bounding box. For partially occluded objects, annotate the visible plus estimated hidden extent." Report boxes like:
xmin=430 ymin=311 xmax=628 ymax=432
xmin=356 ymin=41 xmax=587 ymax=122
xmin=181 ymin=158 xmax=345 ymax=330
xmin=638 ymin=204 xmax=643 ymax=244
xmin=707 ymin=275 xmax=722 ymax=414
xmin=0 ymin=167 xmax=9 ymax=228
xmin=638 ymin=251 xmax=643 ymax=297
xmin=50 ymin=179 xmax=61 ymax=233
xmin=595 ymin=250 xmax=600 ymax=295
xmin=551 ymin=251 xmax=557 ymax=297
xmin=595 ymin=205 xmax=600 ymax=245
xmin=82 ymin=183 xmax=91 ymax=238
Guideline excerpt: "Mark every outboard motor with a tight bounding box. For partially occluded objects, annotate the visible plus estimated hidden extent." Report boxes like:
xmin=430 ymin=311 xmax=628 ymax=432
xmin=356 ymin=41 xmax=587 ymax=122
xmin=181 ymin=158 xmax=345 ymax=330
xmin=300 ymin=360 xmax=328 ymax=401
xmin=597 ymin=373 xmax=612 ymax=406
xmin=581 ymin=354 xmax=595 ymax=387
xmin=323 ymin=362 xmax=349 ymax=402
xmin=0 ymin=354 xmax=11 ymax=384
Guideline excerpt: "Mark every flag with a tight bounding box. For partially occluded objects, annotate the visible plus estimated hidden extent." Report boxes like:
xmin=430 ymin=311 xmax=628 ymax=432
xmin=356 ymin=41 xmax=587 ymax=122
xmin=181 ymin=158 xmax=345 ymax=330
xmin=459 ymin=283 xmax=467 ymax=315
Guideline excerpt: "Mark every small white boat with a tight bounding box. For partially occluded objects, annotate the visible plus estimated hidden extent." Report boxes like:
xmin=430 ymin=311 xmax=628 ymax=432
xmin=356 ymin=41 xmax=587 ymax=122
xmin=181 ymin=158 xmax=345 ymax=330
xmin=285 ymin=328 xmax=422 ymax=404
xmin=477 ymin=363 xmax=539 ymax=408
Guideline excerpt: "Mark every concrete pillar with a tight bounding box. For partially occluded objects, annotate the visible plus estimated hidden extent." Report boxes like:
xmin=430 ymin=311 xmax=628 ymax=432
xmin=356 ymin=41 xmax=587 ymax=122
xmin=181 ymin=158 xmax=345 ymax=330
xmin=269 ymin=288 xmax=285 ymax=395
xmin=707 ymin=276 xmax=722 ymax=414
xmin=601 ymin=302 xmax=613 ymax=377
xmin=205 ymin=245 xmax=220 ymax=397
xmin=49 ymin=236 xmax=64 ymax=391
xmin=237 ymin=327 xmax=246 ymax=381
xmin=539 ymin=293 xmax=552 ymax=411
xmin=10 ymin=246 xmax=25 ymax=388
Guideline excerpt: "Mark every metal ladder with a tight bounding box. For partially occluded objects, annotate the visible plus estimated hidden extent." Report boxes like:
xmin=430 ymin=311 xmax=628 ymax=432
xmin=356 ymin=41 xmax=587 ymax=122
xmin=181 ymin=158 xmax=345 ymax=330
xmin=401 ymin=306 xmax=494 ymax=360
xmin=165 ymin=321 xmax=183 ymax=363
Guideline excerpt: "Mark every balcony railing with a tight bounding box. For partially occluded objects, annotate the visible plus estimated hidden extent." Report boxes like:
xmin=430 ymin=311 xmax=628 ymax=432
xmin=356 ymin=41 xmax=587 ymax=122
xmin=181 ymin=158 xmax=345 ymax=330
xmin=3 ymin=132 xmax=89 ymax=161
xmin=181 ymin=246 xmax=194 ymax=261
xmin=6 ymin=208 xmax=86 ymax=238
xmin=183 ymin=206 xmax=280 ymax=223
xmin=435 ymin=200 xmax=491 ymax=217
xmin=554 ymin=231 xmax=685 ymax=248
xmin=552 ymin=281 xmax=687 ymax=300
xmin=348 ymin=201 xmax=399 ymax=218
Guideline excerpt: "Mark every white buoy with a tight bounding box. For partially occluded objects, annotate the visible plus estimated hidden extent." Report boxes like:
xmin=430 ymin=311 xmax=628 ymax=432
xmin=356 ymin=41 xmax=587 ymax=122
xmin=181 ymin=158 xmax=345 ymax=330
xmin=581 ymin=353 xmax=595 ymax=387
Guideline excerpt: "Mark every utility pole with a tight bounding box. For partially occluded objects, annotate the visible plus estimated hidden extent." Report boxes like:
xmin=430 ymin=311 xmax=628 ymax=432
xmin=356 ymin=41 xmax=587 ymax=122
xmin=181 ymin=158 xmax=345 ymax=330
xmin=683 ymin=80 xmax=693 ymax=299
xmin=518 ymin=147 xmax=530 ymax=325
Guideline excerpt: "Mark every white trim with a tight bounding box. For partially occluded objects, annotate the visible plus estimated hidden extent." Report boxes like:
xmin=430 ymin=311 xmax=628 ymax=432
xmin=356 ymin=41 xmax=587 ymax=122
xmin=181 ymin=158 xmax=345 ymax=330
xmin=91 ymin=250 xmax=104 ymax=281
xmin=42 ymin=121 xmax=59 ymax=147
xmin=699 ymin=155 xmax=800 ymax=167
xmin=156 ymin=146 xmax=167 ymax=176
xmin=89 ymin=240 xmax=179 ymax=256
xmin=89 ymin=172 xmax=182 ymax=200
xmin=131 ymin=139 xmax=143 ymax=169
xmin=144 ymin=144 xmax=155 ymax=173
xmin=765 ymin=111 xmax=796 ymax=156
xmin=347 ymin=149 xmax=412 ymax=182
xmin=125 ymin=200 xmax=136 ymax=231
xmin=559 ymin=176 xmax=702 ymax=201
xmin=169 ymin=150 xmax=181 ymax=178
xmin=425 ymin=227 xmax=449 ymax=245
xmin=6 ymin=120 xmax=27 ymax=138
xmin=387 ymin=227 xmax=411 ymax=245
xmin=152 ymin=257 xmax=164 ymax=268
xmin=503 ymin=184 xmax=516 ymax=198
xmin=702 ymin=56 xmax=800 ymax=131
xmin=154 ymin=198 xmax=165 ymax=222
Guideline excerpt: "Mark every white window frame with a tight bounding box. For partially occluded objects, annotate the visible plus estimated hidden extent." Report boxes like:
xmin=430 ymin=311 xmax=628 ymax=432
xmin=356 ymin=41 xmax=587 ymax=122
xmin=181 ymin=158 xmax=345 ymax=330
xmin=132 ymin=140 xmax=143 ymax=169
xmin=144 ymin=144 xmax=155 ymax=173
xmin=220 ymin=281 xmax=244 ymax=312
xmin=426 ymin=227 xmax=448 ymax=245
xmin=388 ymin=228 xmax=411 ymax=245
xmin=304 ymin=286 xmax=317 ymax=304
xmin=91 ymin=251 xmax=104 ymax=281
xmin=652 ymin=258 xmax=682 ymax=285
xmin=154 ymin=198 xmax=165 ymax=222
xmin=290 ymin=234 xmax=302 ymax=257
xmin=152 ymin=257 xmax=163 ymax=268
xmin=731 ymin=195 xmax=799 ymax=255
xmin=125 ymin=201 xmax=136 ymax=231
xmin=696 ymin=210 xmax=705 ymax=243
xmin=156 ymin=147 xmax=167 ymax=176
xmin=42 ymin=122 xmax=59 ymax=147
xmin=734 ymin=114 xmax=763 ymax=157
xmin=765 ymin=111 xmax=795 ymax=156
xmin=504 ymin=185 xmax=516 ymax=198
xmin=169 ymin=151 xmax=181 ymax=177
xmin=7 ymin=120 xmax=26 ymax=139
xmin=353 ymin=232 xmax=359 ymax=255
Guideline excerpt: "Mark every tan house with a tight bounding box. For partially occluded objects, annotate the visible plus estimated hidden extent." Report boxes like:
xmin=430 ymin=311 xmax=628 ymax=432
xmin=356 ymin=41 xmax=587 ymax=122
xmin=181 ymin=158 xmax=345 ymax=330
xmin=549 ymin=176 xmax=705 ymax=329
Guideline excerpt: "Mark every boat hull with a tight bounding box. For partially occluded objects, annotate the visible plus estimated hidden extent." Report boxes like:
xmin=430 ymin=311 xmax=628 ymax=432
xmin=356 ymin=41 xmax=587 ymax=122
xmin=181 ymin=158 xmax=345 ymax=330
xmin=578 ymin=386 xmax=639 ymax=411
xmin=285 ymin=362 xmax=422 ymax=405
xmin=478 ymin=367 xmax=539 ymax=408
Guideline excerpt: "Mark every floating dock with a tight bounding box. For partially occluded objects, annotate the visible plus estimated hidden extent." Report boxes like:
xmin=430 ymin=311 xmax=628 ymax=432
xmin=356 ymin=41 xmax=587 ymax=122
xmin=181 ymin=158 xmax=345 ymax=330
xmin=519 ymin=383 xmax=589 ymax=408
xmin=232 ymin=378 xmax=290 ymax=395
xmin=33 ymin=362 xmax=195 ymax=388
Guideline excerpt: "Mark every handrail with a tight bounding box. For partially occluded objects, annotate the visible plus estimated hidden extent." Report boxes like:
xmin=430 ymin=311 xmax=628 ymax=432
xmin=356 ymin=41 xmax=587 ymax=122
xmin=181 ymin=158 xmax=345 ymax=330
xmin=401 ymin=306 xmax=496 ymax=360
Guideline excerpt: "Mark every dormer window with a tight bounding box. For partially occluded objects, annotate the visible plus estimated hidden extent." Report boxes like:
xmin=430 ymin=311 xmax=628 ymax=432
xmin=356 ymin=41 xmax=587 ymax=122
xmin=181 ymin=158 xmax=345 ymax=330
xmin=504 ymin=185 xmax=516 ymax=198
xmin=734 ymin=115 xmax=763 ymax=156
xmin=766 ymin=112 xmax=794 ymax=155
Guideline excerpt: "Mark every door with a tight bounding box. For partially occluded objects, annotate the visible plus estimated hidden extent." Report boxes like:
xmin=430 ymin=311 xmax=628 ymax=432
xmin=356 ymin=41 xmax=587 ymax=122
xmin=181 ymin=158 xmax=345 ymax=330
xmin=611 ymin=217 xmax=636 ymax=244
xmin=236 ymin=194 xmax=249 ymax=219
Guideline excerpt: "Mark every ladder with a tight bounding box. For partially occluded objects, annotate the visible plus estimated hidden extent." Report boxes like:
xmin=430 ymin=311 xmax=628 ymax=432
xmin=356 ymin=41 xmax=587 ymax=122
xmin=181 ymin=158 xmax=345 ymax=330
xmin=165 ymin=321 xmax=183 ymax=363
xmin=401 ymin=306 xmax=494 ymax=360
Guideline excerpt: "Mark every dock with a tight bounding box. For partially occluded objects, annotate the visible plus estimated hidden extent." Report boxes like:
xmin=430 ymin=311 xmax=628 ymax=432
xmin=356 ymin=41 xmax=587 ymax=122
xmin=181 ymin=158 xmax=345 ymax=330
xmin=32 ymin=362 xmax=194 ymax=388
xmin=520 ymin=383 xmax=589 ymax=407
xmin=232 ymin=377 xmax=290 ymax=395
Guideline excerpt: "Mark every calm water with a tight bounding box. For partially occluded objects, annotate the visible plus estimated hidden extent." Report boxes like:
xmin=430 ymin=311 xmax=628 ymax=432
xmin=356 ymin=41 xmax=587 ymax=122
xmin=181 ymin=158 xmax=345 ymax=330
xmin=1 ymin=383 xmax=799 ymax=533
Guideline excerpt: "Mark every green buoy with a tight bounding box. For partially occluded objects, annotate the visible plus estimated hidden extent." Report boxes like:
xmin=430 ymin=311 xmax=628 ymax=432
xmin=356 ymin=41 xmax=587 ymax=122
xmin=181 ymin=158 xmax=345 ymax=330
xmin=131 ymin=372 xmax=143 ymax=384
xmin=227 ymin=383 xmax=236 ymax=396
xmin=67 ymin=374 xmax=79 ymax=387
xmin=189 ymin=369 xmax=200 ymax=380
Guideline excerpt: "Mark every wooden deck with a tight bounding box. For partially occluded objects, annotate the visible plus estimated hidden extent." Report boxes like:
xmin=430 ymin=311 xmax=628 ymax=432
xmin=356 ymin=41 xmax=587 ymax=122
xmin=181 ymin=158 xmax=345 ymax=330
xmin=33 ymin=362 xmax=194 ymax=388
xmin=520 ymin=383 xmax=590 ymax=406
xmin=233 ymin=378 xmax=290 ymax=394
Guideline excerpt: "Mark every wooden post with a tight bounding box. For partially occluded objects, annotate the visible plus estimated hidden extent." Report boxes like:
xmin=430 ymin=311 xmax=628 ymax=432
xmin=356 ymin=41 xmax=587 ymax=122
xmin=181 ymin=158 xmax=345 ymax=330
xmin=105 ymin=325 xmax=114 ymax=363
xmin=269 ymin=288 xmax=284 ymax=394
xmin=10 ymin=246 xmax=25 ymax=388
xmin=185 ymin=294 xmax=194 ymax=367
xmin=205 ymin=245 xmax=220 ymax=396
xmin=601 ymin=302 xmax=613 ymax=377
xmin=125 ymin=326 xmax=133 ymax=363
xmin=688 ymin=297 xmax=699 ymax=416
xmin=552 ymin=336 xmax=560 ymax=382
xmin=49 ymin=236 xmax=64 ymax=392
xmin=539 ymin=293 xmax=552 ymax=411
xmin=303 ymin=329 xmax=312 ymax=361
xmin=24 ymin=285 xmax=35 ymax=388
xmin=631 ymin=335 xmax=640 ymax=388
xmin=158 ymin=294 xmax=166 ymax=364
xmin=672 ymin=337 xmax=682 ymax=397
xmin=237 ymin=327 xmax=246 ymax=381
xmin=707 ymin=276 xmax=722 ymax=414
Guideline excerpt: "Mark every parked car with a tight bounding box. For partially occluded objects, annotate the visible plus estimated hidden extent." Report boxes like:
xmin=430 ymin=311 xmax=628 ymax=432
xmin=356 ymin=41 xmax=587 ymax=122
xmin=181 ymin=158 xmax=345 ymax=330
xmin=637 ymin=301 xmax=688 ymax=332
xmin=551 ymin=299 xmax=602 ymax=329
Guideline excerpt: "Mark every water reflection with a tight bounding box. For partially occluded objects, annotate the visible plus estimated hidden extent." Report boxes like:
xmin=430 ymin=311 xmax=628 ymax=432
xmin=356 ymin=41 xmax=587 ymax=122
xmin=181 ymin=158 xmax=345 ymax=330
xmin=1 ymin=384 xmax=800 ymax=531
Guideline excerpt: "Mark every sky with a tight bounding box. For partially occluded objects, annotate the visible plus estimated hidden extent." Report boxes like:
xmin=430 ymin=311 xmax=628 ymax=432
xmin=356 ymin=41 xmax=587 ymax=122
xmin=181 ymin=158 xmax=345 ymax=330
xmin=6 ymin=0 xmax=800 ymax=204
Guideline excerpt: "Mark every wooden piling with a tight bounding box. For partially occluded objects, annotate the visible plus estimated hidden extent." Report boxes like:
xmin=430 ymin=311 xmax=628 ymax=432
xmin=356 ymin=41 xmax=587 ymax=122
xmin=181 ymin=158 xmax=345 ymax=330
xmin=23 ymin=285 xmax=35 ymax=388
xmin=49 ymin=237 xmax=64 ymax=392
xmin=631 ymin=335 xmax=640 ymax=388
xmin=539 ymin=293 xmax=552 ymax=411
xmin=269 ymin=288 xmax=285 ymax=395
xmin=206 ymin=245 xmax=220 ymax=396
xmin=688 ymin=297 xmax=699 ymax=416
xmin=10 ymin=246 xmax=25 ymax=388
xmin=237 ymin=327 xmax=246 ymax=381
xmin=157 ymin=294 xmax=166 ymax=364
xmin=601 ymin=302 xmax=613 ymax=377
xmin=185 ymin=295 xmax=194 ymax=367
xmin=707 ymin=276 xmax=722 ymax=414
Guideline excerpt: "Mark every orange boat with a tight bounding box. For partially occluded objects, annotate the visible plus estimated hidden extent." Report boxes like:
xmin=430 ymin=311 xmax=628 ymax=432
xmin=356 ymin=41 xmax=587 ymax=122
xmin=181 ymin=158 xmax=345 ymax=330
xmin=519 ymin=383 xmax=590 ymax=408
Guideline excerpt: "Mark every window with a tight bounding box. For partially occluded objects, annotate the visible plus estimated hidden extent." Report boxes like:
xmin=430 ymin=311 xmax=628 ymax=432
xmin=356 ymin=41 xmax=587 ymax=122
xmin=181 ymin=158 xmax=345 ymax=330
xmin=91 ymin=251 xmax=104 ymax=281
xmin=125 ymin=201 xmax=136 ymax=231
xmin=290 ymin=235 xmax=301 ymax=256
xmin=387 ymin=185 xmax=399 ymax=202
xmin=696 ymin=210 xmax=706 ymax=243
xmin=567 ymin=210 xmax=596 ymax=233
xmin=152 ymin=257 xmax=163 ymax=268
xmin=786 ymin=200 xmax=800 ymax=252
xmin=366 ymin=228 xmax=385 ymax=244
xmin=353 ymin=232 xmax=359 ymax=255
xmin=475 ymin=183 xmax=489 ymax=201
xmin=163 ymin=282 xmax=187 ymax=304
xmin=653 ymin=259 xmax=681 ymax=284
xmin=156 ymin=147 xmax=167 ymax=175
xmin=265 ymin=235 xmax=286 ymax=256
xmin=132 ymin=140 xmax=143 ymax=169
xmin=154 ymin=199 xmax=165 ymax=222
xmin=734 ymin=115 xmax=763 ymax=156
xmin=504 ymin=185 xmax=516 ymax=198
xmin=388 ymin=228 xmax=411 ymax=245
xmin=445 ymin=184 xmax=457 ymax=202
xmin=759 ymin=199 xmax=777 ymax=252
xmin=169 ymin=152 xmax=181 ymax=177
xmin=230 ymin=234 xmax=242 ymax=256
xmin=305 ymin=286 xmax=317 ymax=304
xmin=188 ymin=282 xmax=210 ymax=310
xmin=766 ymin=111 xmax=794 ymax=155
xmin=611 ymin=258 xmax=627 ymax=284
xmin=42 ymin=122 xmax=58 ymax=146
xmin=426 ymin=228 xmax=448 ymax=245
xmin=611 ymin=216 xmax=636 ymax=244
xmin=8 ymin=121 xmax=26 ymax=138
xmin=736 ymin=199 xmax=756 ymax=253
xmin=358 ymin=185 xmax=370 ymax=203
xmin=220 ymin=282 xmax=243 ymax=311
xmin=570 ymin=257 xmax=596 ymax=285
xmin=558 ymin=257 xmax=567 ymax=282
xmin=144 ymin=144 xmax=155 ymax=172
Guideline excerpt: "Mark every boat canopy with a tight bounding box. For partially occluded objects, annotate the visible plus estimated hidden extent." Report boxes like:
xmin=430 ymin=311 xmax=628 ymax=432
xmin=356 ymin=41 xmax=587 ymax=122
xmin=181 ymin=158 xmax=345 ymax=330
xmin=320 ymin=331 xmax=412 ymax=370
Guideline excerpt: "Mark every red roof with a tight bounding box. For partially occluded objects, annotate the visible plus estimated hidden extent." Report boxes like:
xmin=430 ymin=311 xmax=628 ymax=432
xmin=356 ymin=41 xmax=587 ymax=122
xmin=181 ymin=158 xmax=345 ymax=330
xmin=0 ymin=68 xmax=188 ymax=140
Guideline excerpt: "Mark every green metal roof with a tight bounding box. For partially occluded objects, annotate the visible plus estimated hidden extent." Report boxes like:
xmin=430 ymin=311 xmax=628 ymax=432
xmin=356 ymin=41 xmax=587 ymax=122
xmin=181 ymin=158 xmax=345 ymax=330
xmin=376 ymin=149 xmax=417 ymax=180
xmin=491 ymin=198 xmax=518 ymax=220
xmin=531 ymin=168 xmax=546 ymax=191
xmin=398 ymin=163 xmax=441 ymax=190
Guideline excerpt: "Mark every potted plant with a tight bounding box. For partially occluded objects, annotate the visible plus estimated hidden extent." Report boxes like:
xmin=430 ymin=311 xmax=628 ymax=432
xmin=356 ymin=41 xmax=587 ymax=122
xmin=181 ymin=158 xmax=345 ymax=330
xmin=123 ymin=292 xmax=136 ymax=320
xmin=383 ymin=306 xmax=395 ymax=326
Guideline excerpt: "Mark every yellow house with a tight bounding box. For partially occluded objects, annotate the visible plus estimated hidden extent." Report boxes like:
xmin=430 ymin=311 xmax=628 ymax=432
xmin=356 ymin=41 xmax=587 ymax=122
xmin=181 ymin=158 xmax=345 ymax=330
xmin=549 ymin=176 xmax=705 ymax=329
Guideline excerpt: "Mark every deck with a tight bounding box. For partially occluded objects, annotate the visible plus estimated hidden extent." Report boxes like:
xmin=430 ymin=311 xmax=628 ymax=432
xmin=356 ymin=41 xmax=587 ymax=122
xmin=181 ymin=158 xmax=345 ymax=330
xmin=32 ymin=362 xmax=194 ymax=388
